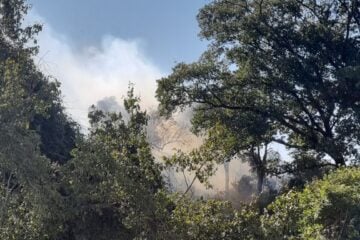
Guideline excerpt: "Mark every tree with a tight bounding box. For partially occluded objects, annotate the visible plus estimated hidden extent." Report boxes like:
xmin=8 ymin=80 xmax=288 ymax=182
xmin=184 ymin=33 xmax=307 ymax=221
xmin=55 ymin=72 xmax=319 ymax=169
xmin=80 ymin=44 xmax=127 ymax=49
xmin=156 ymin=0 xmax=360 ymax=170
xmin=147 ymin=110 xmax=190 ymax=152
xmin=0 ymin=0 xmax=78 ymax=165
xmin=204 ymin=122 xmax=280 ymax=194
xmin=279 ymin=150 xmax=332 ymax=188
xmin=0 ymin=0 xmax=50 ymax=221
xmin=30 ymin=103 xmax=78 ymax=164
xmin=59 ymin=87 xmax=166 ymax=239
xmin=163 ymin=143 xmax=219 ymax=195
xmin=164 ymin=197 xmax=262 ymax=240
xmin=0 ymin=0 xmax=42 ymax=56
xmin=262 ymin=167 xmax=360 ymax=239
xmin=0 ymin=0 xmax=77 ymax=238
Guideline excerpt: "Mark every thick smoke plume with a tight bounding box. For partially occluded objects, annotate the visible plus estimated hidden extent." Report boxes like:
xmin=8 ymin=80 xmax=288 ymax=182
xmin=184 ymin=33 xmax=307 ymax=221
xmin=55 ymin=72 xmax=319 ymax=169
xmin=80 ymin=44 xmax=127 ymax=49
xmin=31 ymin=10 xmax=253 ymax=200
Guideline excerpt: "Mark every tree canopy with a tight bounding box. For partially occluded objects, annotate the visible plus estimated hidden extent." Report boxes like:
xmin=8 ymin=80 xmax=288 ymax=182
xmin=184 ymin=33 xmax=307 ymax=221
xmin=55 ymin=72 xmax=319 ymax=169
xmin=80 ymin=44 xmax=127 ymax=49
xmin=1 ymin=0 xmax=360 ymax=239
xmin=156 ymin=0 xmax=360 ymax=167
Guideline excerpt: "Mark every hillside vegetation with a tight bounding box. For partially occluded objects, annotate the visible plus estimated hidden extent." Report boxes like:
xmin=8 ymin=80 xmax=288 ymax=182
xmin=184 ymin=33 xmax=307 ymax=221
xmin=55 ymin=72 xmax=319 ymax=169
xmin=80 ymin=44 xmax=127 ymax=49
xmin=0 ymin=0 xmax=359 ymax=239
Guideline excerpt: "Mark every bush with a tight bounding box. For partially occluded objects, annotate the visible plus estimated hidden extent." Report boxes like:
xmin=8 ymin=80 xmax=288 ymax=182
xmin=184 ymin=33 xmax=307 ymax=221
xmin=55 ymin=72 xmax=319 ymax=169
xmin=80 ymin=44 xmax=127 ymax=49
xmin=262 ymin=168 xmax=360 ymax=240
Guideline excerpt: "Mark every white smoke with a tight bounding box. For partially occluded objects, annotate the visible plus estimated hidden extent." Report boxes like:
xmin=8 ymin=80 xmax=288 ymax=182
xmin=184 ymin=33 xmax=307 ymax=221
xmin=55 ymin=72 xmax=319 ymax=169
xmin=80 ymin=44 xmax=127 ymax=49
xmin=29 ymin=10 xmax=251 ymax=198
xmin=30 ymin=11 xmax=163 ymax=129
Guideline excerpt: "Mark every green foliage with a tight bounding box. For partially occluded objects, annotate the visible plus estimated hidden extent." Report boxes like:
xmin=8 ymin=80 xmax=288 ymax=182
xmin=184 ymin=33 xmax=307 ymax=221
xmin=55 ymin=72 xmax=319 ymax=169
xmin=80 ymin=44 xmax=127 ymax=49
xmin=0 ymin=57 xmax=65 ymax=239
xmin=262 ymin=167 xmax=360 ymax=239
xmin=0 ymin=0 xmax=78 ymax=165
xmin=58 ymin=88 xmax=165 ymax=239
xmin=164 ymin=146 xmax=219 ymax=190
xmin=1 ymin=1 xmax=360 ymax=239
xmin=0 ymin=0 xmax=78 ymax=238
xmin=163 ymin=197 xmax=262 ymax=240
xmin=280 ymin=150 xmax=332 ymax=188
xmin=156 ymin=0 xmax=360 ymax=167
xmin=0 ymin=0 xmax=42 ymax=55
xmin=30 ymin=105 xmax=78 ymax=164
xmin=0 ymin=173 xmax=65 ymax=240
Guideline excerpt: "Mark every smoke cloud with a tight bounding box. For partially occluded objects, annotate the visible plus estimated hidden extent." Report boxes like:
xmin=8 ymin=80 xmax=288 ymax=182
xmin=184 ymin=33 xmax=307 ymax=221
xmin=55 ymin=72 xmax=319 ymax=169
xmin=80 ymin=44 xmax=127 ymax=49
xmin=30 ymin=10 xmax=251 ymax=198
xmin=30 ymin=11 xmax=163 ymax=129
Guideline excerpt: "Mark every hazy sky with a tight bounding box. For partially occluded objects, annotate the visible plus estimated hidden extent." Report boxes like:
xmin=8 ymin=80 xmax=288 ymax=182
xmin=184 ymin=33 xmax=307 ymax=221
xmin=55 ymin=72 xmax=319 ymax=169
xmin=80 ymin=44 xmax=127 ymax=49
xmin=29 ymin=0 xmax=208 ymax=71
xmin=26 ymin=1 xmax=209 ymax=127
xmin=26 ymin=1 xmax=252 ymax=191
xmin=26 ymin=1 xmax=287 ymax=189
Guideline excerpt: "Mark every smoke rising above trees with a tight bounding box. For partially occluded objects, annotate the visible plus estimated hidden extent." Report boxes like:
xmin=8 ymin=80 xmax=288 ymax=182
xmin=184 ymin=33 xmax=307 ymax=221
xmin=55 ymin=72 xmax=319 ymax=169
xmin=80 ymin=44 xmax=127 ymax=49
xmin=1 ymin=0 xmax=360 ymax=239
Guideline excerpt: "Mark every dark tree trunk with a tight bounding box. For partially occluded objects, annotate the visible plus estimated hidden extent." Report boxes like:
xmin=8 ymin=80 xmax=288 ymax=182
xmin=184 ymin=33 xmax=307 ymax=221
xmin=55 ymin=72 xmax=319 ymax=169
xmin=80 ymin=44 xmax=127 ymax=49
xmin=329 ymin=152 xmax=346 ymax=167
xmin=335 ymin=155 xmax=346 ymax=166
xmin=256 ymin=168 xmax=265 ymax=195
xmin=224 ymin=161 xmax=229 ymax=199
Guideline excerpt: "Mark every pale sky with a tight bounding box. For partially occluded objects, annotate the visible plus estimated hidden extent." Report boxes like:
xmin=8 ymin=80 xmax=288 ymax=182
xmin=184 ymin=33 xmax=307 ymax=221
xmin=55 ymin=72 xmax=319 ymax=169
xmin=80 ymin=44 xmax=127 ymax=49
xmin=27 ymin=1 xmax=287 ymax=190
xmin=27 ymin=1 xmax=209 ymax=128
xmin=29 ymin=0 xmax=208 ymax=71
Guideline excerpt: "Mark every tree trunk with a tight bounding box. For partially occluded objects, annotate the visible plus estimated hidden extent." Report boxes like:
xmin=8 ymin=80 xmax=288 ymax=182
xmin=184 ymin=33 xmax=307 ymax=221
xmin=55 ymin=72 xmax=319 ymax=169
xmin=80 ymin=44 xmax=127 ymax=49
xmin=335 ymin=155 xmax=346 ymax=166
xmin=330 ymin=152 xmax=346 ymax=167
xmin=256 ymin=168 xmax=265 ymax=195
xmin=224 ymin=161 xmax=229 ymax=199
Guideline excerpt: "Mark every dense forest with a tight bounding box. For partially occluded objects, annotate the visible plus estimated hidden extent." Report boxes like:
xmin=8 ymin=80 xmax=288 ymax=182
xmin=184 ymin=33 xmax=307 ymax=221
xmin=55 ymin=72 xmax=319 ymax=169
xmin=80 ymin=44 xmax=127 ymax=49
xmin=0 ymin=0 xmax=360 ymax=239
